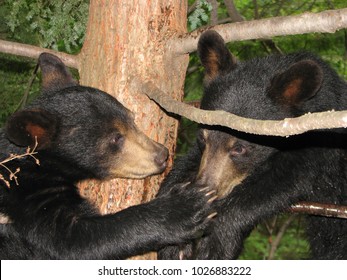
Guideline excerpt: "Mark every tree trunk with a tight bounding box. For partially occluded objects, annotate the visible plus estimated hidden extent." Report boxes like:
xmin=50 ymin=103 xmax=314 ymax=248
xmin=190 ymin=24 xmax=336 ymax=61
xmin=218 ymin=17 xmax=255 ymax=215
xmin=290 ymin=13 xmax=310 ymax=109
xmin=77 ymin=0 xmax=189 ymax=259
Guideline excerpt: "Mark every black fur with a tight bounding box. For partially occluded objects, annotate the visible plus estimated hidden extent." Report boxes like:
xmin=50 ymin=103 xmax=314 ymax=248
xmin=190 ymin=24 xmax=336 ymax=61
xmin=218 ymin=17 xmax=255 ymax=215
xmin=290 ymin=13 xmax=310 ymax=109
xmin=0 ymin=53 xmax=214 ymax=259
xmin=158 ymin=30 xmax=347 ymax=260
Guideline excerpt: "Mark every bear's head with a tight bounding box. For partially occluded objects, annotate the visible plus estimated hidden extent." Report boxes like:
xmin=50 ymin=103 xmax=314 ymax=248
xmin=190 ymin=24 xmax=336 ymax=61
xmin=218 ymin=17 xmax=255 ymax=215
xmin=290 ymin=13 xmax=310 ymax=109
xmin=195 ymin=30 xmax=338 ymax=197
xmin=4 ymin=53 xmax=168 ymax=181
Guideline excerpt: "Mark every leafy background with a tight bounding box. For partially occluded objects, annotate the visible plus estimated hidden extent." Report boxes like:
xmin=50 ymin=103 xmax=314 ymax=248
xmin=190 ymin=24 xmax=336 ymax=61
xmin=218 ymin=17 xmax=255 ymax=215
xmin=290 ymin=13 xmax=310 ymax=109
xmin=1 ymin=0 xmax=347 ymax=259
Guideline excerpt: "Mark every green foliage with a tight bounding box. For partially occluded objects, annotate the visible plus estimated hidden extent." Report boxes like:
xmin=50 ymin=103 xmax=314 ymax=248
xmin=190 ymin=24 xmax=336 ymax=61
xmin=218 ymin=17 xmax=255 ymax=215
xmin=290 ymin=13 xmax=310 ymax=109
xmin=240 ymin=215 xmax=309 ymax=260
xmin=0 ymin=0 xmax=87 ymax=127
xmin=5 ymin=0 xmax=89 ymax=53
xmin=0 ymin=53 xmax=40 ymax=126
xmin=0 ymin=52 xmax=79 ymax=127
xmin=175 ymin=118 xmax=199 ymax=156
xmin=188 ymin=0 xmax=212 ymax=31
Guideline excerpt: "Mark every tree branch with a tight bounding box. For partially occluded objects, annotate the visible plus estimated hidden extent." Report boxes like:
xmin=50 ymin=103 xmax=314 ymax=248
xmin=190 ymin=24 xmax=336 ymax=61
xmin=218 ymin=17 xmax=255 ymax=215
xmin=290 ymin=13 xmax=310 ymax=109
xmin=0 ymin=39 xmax=79 ymax=70
xmin=139 ymin=79 xmax=347 ymax=137
xmin=224 ymin=0 xmax=245 ymax=22
xmin=267 ymin=215 xmax=296 ymax=260
xmin=207 ymin=0 xmax=219 ymax=25
xmin=18 ymin=63 xmax=39 ymax=110
xmin=169 ymin=8 xmax=347 ymax=54
xmin=135 ymin=79 xmax=347 ymax=219
xmin=188 ymin=0 xmax=199 ymax=14
xmin=291 ymin=202 xmax=347 ymax=219
xmin=224 ymin=0 xmax=283 ymax=55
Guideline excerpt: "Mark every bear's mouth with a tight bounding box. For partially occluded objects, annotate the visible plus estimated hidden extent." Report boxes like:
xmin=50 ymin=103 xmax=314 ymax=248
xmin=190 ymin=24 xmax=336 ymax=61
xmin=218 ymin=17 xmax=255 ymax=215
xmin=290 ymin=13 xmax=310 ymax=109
xmin=157 ymin=160 xmax=168 ymax=173
xmin=119 ymin=145 xmax=168 ymax=179
xmin=195 ymin=133 xmax=248 ymax=198
xmin=0 ymin=213 xmax=11 ymax=224
xmin=196 ymin=173 xmax=247 ymax=199
xmin=109 ymin=163 xmax=167 ymax=179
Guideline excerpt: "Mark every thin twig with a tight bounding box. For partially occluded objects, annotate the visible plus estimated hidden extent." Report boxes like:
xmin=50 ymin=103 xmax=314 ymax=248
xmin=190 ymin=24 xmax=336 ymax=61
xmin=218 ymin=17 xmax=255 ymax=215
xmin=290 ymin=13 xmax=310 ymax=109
xmin=267 ymin=215 xmax=296 ymax=260
xmin=16 ymin=63 xmax=39 ymax=110
xmin=0 ymin=139 xmax=40 ymax=187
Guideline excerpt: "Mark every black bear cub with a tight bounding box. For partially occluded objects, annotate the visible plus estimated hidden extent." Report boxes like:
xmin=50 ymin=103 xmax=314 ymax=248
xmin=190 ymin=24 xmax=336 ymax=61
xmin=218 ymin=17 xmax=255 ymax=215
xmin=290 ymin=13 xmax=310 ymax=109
xmin=158 ymin=30 xmax=347 ymax=259
xmin=0 ymin=53 xmax=214 ymax=259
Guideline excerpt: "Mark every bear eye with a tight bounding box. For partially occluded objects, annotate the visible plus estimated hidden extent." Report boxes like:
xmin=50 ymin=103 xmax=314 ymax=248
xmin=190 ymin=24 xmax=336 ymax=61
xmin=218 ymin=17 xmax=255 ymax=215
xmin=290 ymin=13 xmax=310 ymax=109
xmin=110 ymin=133 xmax=123 ymax=146
xmin=230 ymin=143 xmax=247 ymax=157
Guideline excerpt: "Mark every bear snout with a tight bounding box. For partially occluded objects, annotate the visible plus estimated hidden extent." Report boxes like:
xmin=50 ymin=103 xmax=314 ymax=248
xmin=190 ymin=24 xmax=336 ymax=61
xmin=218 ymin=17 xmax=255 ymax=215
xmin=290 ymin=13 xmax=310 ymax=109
xmin=154 ymin=144 xmax=169 ymax=171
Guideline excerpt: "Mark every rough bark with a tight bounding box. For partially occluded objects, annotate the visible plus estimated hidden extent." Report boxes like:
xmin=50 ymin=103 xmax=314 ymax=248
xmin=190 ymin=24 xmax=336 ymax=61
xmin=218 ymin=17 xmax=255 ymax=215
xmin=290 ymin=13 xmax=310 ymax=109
xmin=77 ymin=0 xmax=189 ymax=259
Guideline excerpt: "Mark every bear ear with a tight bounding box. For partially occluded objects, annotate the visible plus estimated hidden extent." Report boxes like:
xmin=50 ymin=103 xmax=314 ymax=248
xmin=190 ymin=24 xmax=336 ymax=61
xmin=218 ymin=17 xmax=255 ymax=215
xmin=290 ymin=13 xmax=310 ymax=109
xmin=39 ymin=52 xmax=78 ymax=93
xmin=268 ymin=60 xmax=323 ymax=106
xmin=5 ymin=109 xmax=59 ymax=150
xmin=198 ymin=30 xmax=237 ymax=84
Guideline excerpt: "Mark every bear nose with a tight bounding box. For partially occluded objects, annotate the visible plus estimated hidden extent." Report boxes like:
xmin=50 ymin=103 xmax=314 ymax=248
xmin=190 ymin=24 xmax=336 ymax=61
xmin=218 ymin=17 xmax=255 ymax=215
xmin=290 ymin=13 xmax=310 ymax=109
xmin=154 ymin=145 xmax=169 ymax=168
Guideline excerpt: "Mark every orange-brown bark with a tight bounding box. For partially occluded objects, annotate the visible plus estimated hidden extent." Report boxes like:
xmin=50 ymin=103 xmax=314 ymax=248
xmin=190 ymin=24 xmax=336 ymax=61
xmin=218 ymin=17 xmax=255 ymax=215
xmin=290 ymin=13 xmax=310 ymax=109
xmin=77 ymin=0 xmax=189 ymax=259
